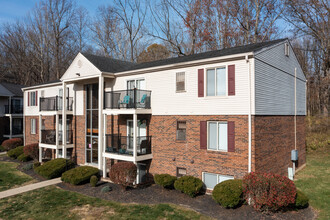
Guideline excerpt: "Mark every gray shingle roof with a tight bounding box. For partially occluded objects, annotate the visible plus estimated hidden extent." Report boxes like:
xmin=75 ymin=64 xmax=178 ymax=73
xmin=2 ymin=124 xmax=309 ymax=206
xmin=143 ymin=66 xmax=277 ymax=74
xmin=83 ymin=38 xmax=287 ymax=73
xmin=0 ymin=82 xmax=25 ymax=97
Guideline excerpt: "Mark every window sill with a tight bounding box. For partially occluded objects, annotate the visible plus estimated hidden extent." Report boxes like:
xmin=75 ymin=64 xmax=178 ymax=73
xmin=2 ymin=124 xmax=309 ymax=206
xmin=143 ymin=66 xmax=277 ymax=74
xmin=203 ymin=96 xmax=228 ymax=100
xmin=176 ymin=90 xmax=186 ymax=93
xmin=175 ymin=140 xmax=187 ymax=143
xmin=206 ymin=149 xmax=228 ymax=153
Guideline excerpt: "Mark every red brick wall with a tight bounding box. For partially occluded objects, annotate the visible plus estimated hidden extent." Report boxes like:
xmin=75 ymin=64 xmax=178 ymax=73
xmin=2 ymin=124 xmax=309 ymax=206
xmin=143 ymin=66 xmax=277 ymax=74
xmin=75 ymin=115 xmax=85 ymax=164
xmin=148 ymin=115 xmax=250 ymax=179
xmin=254 ymin=116 xmax=306 ymax=176
xmin=25 ymin=116 xmax=39 ymax=145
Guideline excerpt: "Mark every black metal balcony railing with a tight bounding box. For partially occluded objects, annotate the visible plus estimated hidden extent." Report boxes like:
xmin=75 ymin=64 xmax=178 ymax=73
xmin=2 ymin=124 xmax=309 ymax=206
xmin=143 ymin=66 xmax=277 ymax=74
xmin=105 ymin=134 xmax=152 ymax=156
xmin=104 ymin=89 xmax=151 ymax=109
xmin=4 ymin=125 xmax=23 ymax=135
xmin=41 ymin=129 xmax=73 ymax=145
xmin=4 ymin=105 xmax=23 ymax=114
xmin=39 ymin=96 xmax=73 ymax=111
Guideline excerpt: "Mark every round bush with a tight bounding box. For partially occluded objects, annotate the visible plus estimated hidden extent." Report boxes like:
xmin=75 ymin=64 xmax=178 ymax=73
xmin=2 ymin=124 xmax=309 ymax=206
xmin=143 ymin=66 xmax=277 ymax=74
xmin=174 ymin=175 xmax=203 ymax=197
xmin=109 ymin=162 xmax=137 ymax=189
xmin=23 ymin=143 xmax=39 ymax=160
xmin=1 ymin=138 xmax=23 ymax=151
xmin=90 ymin=175 xmax=99 ymax=187
xmin=7 ymin=146 xmax=24 ymax=159
xmin=35 ymin=158 xmax=75 ymax=179
xmin=0 ymin=145 xmax=5 ymax=152
xmin=17 ymin=153 xmax=32 ymax=162
xmin=154 ymin=174 xmax=177 ymax=189
xmin=101 ymin=185 xmax=112 ymax=193
xmin=243 ymin=172 xmax=296 ymax=211
xmin=61 ymin=166 xmax=100 ymax=185
xmin=212 ymin=179 xmax=243 ymax=208
xmin=294 ymin=189 xmax=309 ymax=209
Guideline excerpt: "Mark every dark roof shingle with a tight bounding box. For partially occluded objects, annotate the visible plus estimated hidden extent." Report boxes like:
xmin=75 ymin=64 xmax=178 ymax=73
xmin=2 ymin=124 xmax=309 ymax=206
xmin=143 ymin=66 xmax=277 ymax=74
xmin=0 ymin=82 xmax=25 ymax=97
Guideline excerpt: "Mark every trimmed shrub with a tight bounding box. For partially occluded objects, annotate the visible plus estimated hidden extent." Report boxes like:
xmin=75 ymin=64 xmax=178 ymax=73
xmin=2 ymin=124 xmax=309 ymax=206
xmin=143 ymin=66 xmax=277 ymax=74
xmin=35 ymin=158 xmax=75 ymax=179
xmin=33 ymin=161 xmax=41 ymax=169
xmin=7 ymin=146 xmax=24 ymax=159
xmin=212 ymin=179 xmax=243 ymax=208
xmin=0 ymin=145 xmax=4 ymax=152
xmin=154 ymin=174 xmax=177 ymax=189
xmin=23 ymin=143 xmax=39 ymax=160
xmin=109 ymin=162 xmax=137 ymax=190
xmin=101 ymin=185 xmax=112 ymax=193
xmin=1 ymin=138 xmax=23 ymax=151
xmin=294 ymin=189 xmax=309 ymax=209
xmin=17 ymin=153 xmax=32 ymax=162
xmin=243 ymin=172 xmax=296 ymax=212
xmin=22 ymin=163 xmax=33 ymax=171
xmin=61 ymin=166 xmax=100 ymax=185
xmin=174 ymin=176 xmax=203 ymax=197
xmin=90 ymin=175 xmax=99 ymax=187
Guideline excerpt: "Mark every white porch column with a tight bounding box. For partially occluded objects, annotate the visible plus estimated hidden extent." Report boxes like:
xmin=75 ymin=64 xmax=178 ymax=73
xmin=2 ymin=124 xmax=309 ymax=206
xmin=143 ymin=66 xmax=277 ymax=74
xmin=9 ymin=115 xmax=12 ymax=139
xmin=98 ymin=76 xmax=104 ymax=170
xmin=39 ymin=147 xmax=42 ymax=162
xmin=103 ymin=113 xmax=107 ymax=177
xmin=55 ymin=113 xmax=59 ymax=158
xmin=62 ymin=82 xmax=67 ymax=159
xmin=133 ymin=113 xmax=137 ymax=160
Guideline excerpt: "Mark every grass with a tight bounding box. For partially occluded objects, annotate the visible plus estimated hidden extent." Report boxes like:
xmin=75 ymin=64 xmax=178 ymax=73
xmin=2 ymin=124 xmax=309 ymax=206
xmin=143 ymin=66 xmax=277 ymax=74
xmin=295 ymin=148 xmax=330 ymax=220
xmin=0 ymin=161 xmax=35 ymax=192
xmin=0 ymin=186 xmax=211 ymax=220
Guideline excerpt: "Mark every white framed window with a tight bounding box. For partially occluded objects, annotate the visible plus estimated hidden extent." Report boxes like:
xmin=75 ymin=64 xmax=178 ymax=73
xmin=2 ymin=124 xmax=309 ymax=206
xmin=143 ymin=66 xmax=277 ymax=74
xmin=206 ymin=67 xmax=226 ymax=96
xmin=31 ymin=118 xmax=36 ymax=134
xmin=207 ymin=121 xmax=228 ymax=151
xmin=176 ymin=121 xmax=186 ymax=141
xmin=127 ymin=79 xmax=145 ymax=90
xmin=176 ymin=72 xmax=185 ymax=92
xmin=29 ymin=91 xmax=37 ymax=106
xmin=203 ymin=172 xmax=234 ymax=189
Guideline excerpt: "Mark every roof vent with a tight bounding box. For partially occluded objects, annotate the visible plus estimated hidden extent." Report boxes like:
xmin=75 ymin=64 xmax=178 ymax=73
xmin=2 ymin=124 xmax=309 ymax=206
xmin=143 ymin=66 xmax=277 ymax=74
xmin=285 ymin=43 xmax=290 ymax=57
xmin=77 ymin=60 xmax=83 ymax=68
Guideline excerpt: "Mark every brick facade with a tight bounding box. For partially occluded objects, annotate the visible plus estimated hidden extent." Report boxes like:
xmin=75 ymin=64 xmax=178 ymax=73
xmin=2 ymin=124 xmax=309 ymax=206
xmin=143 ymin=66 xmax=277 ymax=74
xmin=25 ymin=116 xmax=39 ymax=145
xmin=254 ymin=115 xmax=306 ymax=176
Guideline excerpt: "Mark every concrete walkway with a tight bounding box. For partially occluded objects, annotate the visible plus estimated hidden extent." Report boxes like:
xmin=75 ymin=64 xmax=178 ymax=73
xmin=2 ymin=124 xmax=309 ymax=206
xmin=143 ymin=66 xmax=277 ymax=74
xmin=0 ymin=178 xmax=61 ymax=199
xmin=0 ymin=152 xmax=7 ymax=155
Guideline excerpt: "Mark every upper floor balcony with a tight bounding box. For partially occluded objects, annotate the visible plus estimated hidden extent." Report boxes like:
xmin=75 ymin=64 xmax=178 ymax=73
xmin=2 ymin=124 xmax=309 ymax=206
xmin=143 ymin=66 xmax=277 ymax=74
xmin=4 ymin=105 xmax=23 ymax=114
xmin=40 ymin=96 xmax=73 ymax=112
xmin=104 ymin=89 xmax=151 ymax=110
xmin=40 ymin=129 xmax=73 ymax=146
xmin=104 ymin=134 xmax=152 ymax=161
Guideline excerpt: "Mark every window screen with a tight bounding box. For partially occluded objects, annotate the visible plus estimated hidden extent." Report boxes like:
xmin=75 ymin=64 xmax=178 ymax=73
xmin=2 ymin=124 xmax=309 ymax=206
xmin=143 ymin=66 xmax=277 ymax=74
xmin=176 ymin=72 xmax=185 ymax=92
xmin=176 ymin=121 xmax=186 ymax=140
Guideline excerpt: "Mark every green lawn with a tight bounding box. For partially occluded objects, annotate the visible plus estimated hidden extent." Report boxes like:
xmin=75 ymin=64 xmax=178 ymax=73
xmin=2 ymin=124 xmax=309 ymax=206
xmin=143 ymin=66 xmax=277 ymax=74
xmin=295 ymin=148 xmax=330 ymax=220
xmin=0 ymin=160 xmax=35 ymax=192
xmin=0 ymin=186 xmax=210 ymax=220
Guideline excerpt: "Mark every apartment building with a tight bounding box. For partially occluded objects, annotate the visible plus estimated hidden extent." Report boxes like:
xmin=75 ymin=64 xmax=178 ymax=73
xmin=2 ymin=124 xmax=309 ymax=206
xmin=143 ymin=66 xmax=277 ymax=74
xmin=0 ymin=82 xmax=24 ymax=143
xmin=23 ymin=39 xmax=306 ymax=189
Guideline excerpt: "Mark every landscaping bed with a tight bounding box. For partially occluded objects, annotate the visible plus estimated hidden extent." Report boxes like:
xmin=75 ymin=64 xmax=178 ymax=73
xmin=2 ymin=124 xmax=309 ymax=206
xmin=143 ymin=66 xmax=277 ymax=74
xmin=57 ymin=180 xmax=315 ymax=220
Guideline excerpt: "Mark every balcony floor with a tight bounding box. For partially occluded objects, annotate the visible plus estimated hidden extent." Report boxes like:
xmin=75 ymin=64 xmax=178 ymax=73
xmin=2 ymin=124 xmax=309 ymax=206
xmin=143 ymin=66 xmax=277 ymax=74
xmin=103 ymin=152 xmax=153 ymax=162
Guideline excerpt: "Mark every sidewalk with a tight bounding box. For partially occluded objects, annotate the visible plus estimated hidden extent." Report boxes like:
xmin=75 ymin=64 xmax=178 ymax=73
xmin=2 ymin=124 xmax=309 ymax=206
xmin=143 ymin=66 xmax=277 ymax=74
xmin=0 ymin=178 xmax=61 ymax=199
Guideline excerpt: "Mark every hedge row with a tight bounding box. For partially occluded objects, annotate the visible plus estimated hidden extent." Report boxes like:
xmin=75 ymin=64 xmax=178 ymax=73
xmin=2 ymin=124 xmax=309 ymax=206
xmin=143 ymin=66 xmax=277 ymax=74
xmin=34 ymin=158 xmax=75 ymax=179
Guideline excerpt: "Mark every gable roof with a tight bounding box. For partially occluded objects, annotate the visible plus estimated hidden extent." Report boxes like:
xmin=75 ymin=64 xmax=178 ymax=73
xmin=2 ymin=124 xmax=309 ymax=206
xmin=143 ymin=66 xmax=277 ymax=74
xmin=0 ymin=82 xmax=24 ymax=97
xmin=83 ymin=38 xmax=287 ymax=73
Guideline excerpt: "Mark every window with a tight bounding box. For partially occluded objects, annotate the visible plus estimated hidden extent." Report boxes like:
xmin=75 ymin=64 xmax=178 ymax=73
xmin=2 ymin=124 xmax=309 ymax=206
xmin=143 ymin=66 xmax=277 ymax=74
xmin=176 ymin=72 xmax=185 ymax=92
xmin=29 ymin=91 xmax=37 ymax=106
xmin=208 ymin=121 xmax=228 ymax=151
xmin=176 ymin=121 xmax=186 ymax=141
xmin=203 ymin=172 xmax=234 ymax=189
xmin=206 ymin=67 xmax=226 ymax=96
xmin=177 ymin=167 xmax=187 ymax=177
xmin=127 ymin=79 xmax=145 ymax=90
xmin=31 ymin=118 xmax=36 ymax=134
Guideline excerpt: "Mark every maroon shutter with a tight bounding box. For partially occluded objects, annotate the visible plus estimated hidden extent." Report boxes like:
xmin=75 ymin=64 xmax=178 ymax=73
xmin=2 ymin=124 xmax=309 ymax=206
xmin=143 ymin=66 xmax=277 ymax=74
xmin=200 ymin=121 xmax=207 ymax=149
xmin=27 ymin=92 xmax=30 ymax=106
xmin=228 ymin=121 xmax=235 ymax=152
xmin=228 ymin=65 xmax=235 ymax=95
xmin=35 ymin=91 xmax=38 ymax=106
xmin=198 ymin=69 xmax=204 ymax=97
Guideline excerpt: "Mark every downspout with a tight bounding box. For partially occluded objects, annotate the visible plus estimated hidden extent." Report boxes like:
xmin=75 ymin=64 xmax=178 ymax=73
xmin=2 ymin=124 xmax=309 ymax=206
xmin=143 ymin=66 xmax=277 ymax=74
xmin=246 ymin=55 xmax=252 ymax=173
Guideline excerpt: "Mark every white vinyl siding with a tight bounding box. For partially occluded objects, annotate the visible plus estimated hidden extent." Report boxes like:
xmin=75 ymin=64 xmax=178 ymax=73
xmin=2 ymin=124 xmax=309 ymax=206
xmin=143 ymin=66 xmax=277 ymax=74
xmin=206 ymin=67 xmax=226 ymax=96
xmin=207 ymin=121 xmax=228 ymax=151
xmin=31 ymin=118 xmax=36 ymax=134
xmin=203 ymin=172 xmax=234 ymax=190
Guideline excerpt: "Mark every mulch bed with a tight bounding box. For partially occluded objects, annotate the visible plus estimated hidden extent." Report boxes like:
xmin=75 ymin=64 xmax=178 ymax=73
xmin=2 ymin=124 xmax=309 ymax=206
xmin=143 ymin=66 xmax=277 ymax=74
xmin=0 ymin=155 xmax=316 ymax=220
xmin=57 ymin=180 xmax=316 ymax=220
